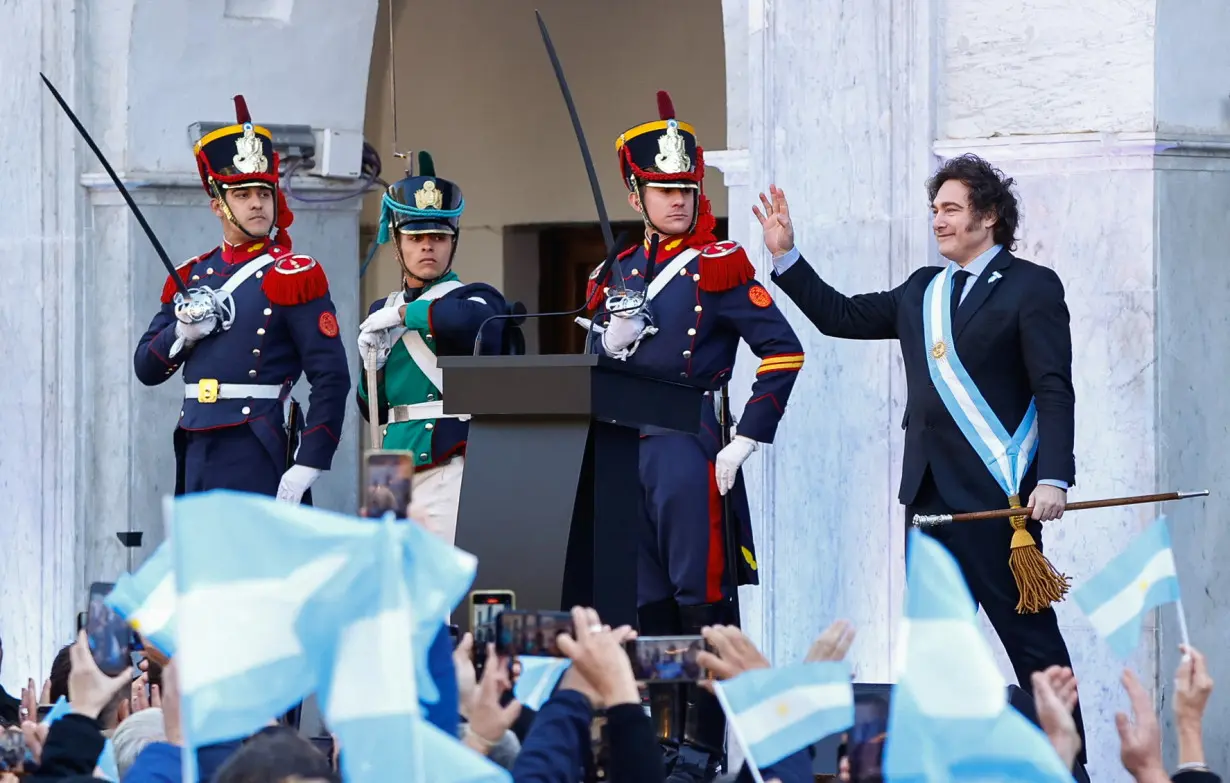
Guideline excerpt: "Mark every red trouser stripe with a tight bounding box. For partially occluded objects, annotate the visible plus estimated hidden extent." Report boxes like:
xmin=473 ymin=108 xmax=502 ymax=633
xmin=706 ymin=461 xmax=726 ymax=603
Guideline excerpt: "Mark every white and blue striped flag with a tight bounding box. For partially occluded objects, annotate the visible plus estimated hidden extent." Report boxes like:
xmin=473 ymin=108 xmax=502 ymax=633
xmin=299 ymin=512 xmax=507 ymax=782
xmin=106 ymin=540 xmax=177 ymax=656
xmin=883 ymin=530 xmax=1072 ymax=782
xmin=168 ymin=491 xmax=381 ymax=754
xmin=1072 ymin=516 xmax=1183 ymax=659
xmin=714 ymin=661 xmax=853 ymax=773
xmin=514 ymin=656 xmax=571 ymax=711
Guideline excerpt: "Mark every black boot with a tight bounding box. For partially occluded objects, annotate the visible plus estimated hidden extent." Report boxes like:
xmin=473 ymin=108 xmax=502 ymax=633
xmin=639 ymin=599 xmax=686 ymax=773
xmin=670 ymin=602 xmax=732 ymax=782
xmin=638 ymin=597 xmax=683 ymax=636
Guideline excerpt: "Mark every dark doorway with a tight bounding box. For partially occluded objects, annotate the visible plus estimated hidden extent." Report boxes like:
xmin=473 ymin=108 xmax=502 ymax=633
xmin=535 ymin=218 xmax=729 ymax=355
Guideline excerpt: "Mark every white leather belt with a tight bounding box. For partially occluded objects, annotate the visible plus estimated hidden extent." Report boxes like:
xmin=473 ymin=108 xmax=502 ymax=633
xmin=389 ymin=401 xmax=470 ymax=423
xmin=184 ymin=381 xmax=283 ymax=404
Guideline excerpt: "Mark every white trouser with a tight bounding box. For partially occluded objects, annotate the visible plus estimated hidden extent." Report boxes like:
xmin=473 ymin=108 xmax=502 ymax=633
xmin=409 ymin=456 xmax=465 ymax=546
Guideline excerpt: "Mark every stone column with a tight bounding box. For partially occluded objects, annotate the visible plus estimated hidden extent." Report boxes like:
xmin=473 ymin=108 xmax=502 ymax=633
xmin=1153 ymin=1 xmax=1230 ymax=772
xmin=716 ymin=0 xmax=936 ymax=678
xmin=0 ymin=0 xmax=82 ymax=696
xmin=0 ymin=0 xmax=380 ymax=694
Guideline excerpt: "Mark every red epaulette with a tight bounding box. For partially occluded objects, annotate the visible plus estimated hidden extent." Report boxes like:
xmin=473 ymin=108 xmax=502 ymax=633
xmin=159 ymin=252 xmax=211 ymax=304
xmin=261 ymin=245 xmax=330 ymax=306
xmin=584 ymin=245 xmax=638 ymax=309
xmin=697 ymin=240 xmax=756 ymax=293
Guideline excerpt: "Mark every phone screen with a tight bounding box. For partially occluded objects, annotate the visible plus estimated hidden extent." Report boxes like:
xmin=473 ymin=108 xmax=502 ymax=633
xmin=494 ymin=610 xmax=574 ymax=657
xmin=361 ymin=451 xmax=415 ymax=520
xmin=86 ymin=582 xmax=132 ymax=677
xmin=470 ymin=590 xmax=515 ymax=647
xmin=624 ymin=635 xmax=707 ymax=683
xmin=846 ymin=690 xmax=890 ymax=782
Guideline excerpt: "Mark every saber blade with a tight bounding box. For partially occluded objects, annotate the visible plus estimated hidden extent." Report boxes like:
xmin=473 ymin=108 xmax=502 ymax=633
xmin=534 ymin=10 xmax=628 ymax=294
xmin=40 ymin=72 xmax=189 ymax=298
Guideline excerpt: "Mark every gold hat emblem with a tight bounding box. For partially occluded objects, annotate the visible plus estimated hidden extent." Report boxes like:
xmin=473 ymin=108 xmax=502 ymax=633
xmin=414 ymin=180 xmax=443 ymax=210
xmin=232 ymin=123 xmax=269 ymax=175
xmin=931 ymin=341 xmax=947 ymax=360
xmin=654 ymin=120 xmax=691 ymax=174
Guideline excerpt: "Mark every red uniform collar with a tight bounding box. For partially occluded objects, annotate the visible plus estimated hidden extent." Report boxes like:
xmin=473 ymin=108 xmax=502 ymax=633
xmin=642 ymin=235 xmax=691 ymax=263
xmin=221 ymin=239 xmax=274 ymax=265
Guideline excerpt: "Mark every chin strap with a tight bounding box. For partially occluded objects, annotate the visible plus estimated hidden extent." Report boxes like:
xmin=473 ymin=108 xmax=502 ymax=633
xmin=392 ymin=230 xmax=459 ymax=286
xmin=631 ymin=176 xmax=701 ymax=237
xmin=210 ymin=178 xmax=277 ymax=242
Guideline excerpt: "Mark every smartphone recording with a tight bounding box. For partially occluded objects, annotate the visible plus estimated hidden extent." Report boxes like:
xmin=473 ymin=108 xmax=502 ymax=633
xmin=86 ymin=582 xmax=132 ymax=677
xmin=625 ymin=635 xmax=707 ymax=683
xmin=361 ymin=451 xmax=415 ymax=519
xmin=494 ymin=610 xmax=574 ymax=657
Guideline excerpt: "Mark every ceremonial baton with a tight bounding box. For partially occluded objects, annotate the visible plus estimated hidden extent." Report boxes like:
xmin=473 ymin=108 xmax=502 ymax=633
xmin=534 ymin=10 xmax=633 ymax=301
xmin=911 ymin=489 xmax=1209 ymax=528
xmin=40 ymin=73 xmax=189 ymax=299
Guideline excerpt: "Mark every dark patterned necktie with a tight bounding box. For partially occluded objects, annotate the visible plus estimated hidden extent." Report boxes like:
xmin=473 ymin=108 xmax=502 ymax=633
xmin=950 ymin=270 xmax=971 ymax=323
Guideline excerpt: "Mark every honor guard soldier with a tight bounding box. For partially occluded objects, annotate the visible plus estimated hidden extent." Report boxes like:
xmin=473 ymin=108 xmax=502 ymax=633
xmin=586 ymin=92 xmax=805 ymax=780
xmin=356 ymin=151 xmax=522 ymax=546
xmin=134 ymin=96 xmax=351 ymax=504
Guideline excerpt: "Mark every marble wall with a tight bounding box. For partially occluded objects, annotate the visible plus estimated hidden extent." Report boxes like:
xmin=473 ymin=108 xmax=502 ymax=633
xmin=0 ymin=0 xmax=378 ymax=695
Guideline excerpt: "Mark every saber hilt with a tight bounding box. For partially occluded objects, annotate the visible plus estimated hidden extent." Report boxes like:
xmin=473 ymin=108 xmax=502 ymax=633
xmin=911 ymin=489 xmax=1210 ymax=528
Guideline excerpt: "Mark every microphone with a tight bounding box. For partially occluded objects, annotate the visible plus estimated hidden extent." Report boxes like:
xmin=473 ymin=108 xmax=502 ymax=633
xmin=472 ymin=230 xmax=631 ymax=356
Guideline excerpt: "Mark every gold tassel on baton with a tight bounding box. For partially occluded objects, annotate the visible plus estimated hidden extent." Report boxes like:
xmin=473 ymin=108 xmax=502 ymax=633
xmin=912 ymin=490 xmax=1210 ymax=614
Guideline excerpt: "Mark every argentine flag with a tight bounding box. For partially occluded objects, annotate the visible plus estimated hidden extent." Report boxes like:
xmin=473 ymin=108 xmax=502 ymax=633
xmin=1072 ymin=516 xmax=1182 ymax=659
xmin=883 ymin=530 xmax=1072 ymax=782
xmin=514 ymin=656 xmax=572 ymax=711
xmin=106 ymin=540 xmax=177 ymax=656
xmin=714 ymin=661 xmax=853 ymax=771
xmin=168 ymin=491 xmax=383 ymax=749
xmin=300 ymin=514 xmax=507 ymax=782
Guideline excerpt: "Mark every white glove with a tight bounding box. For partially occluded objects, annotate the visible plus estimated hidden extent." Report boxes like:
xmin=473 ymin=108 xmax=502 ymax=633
xmin=174 ymin=315 xmax=218 ymax=345
xmin=601 ymin=313 xmax=647 ymax=356
xmin=276 ymin=464 xmax=322 ymax=504
xmin=359 ymin=305 xmax=405 ymax=334
xmin=358 ymin=329 xmax=393 ymax=370
xmin=714 ymin=435 xmax=759 ymax=496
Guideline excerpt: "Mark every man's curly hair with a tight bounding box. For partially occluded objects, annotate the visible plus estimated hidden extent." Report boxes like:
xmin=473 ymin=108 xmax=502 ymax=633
xmin=926 ymin=154 xmax=1020 ymax=251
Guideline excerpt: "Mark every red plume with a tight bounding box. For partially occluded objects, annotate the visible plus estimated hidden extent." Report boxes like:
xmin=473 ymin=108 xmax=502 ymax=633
xmin=656 ymin=90 xmax=675 ymax=120
xmin=233 ymin=95 xmax=252 ymax=124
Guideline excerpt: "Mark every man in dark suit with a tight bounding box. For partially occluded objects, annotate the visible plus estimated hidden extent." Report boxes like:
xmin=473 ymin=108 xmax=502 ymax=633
xmin=755 ymin=154 xmax=1085 ymax=761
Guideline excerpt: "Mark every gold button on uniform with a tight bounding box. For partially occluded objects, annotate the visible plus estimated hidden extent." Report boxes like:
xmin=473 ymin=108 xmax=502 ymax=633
xmin=263 ymin=308 xmax=272 ymax=316
xmin=679 ymin=268 xmax=688 ymax=276
xmin=694 ymin=305 xmax=703 ymax=313
xmin=693 ymin=273 xmax=701 ymax=281
xmin=255 ymin=271 xmax=264 ymax=279
xmin=425 ymin=422 xmax=434 ymax=430
xmin=630 ymin=269 xmax=639 ymax=276
xmin=241 ymin=406 xmax=251 ymax=415
xmin=682 ymin=350 xmax=692 ymax=358
xmin=205 ymin=267 xmax=214 ymax=275
xmin=688 ymin=328 xmax=697 ymax=336
xmin=257 ymin=328 xmax=266 ymax=335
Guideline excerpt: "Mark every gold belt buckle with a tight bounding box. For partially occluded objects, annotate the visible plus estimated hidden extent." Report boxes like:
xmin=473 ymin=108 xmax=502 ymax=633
xmin=197 ymin=378 xmax=219 ymax=404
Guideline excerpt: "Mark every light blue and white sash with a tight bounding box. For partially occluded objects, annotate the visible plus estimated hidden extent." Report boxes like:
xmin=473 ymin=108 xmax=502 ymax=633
xmin=922 ymin=266 xmax=1038 ymax=499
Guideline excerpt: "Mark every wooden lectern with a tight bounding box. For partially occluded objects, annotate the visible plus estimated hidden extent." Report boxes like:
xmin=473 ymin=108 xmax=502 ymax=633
xmin=438 ymin=354 xmax=706 ymax=630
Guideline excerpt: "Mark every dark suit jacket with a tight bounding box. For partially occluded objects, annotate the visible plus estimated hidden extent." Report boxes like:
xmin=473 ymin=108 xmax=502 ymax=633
xmin=771 ymin=248 xmax=1075 ymax=511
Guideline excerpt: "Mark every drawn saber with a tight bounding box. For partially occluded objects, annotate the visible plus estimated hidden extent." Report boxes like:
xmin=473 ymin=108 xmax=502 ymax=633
xmin=40 ymin=73 xmax=190 ymax=300
xmin=911 ymin=489 xmax=1210 ymax=528
xmin=534 ymin=10 xmax=634 ymax=304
